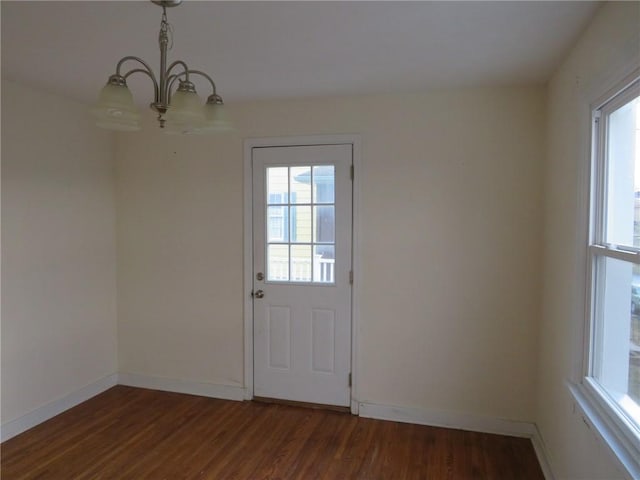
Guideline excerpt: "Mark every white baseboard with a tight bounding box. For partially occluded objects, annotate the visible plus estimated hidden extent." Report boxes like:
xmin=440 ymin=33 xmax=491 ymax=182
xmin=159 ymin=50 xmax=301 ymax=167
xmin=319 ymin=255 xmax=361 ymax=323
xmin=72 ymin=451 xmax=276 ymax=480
xmin=358 ymin=401 xmax=556 ymax=479
xmin=530 ymin=425 xmax=557 ymax=480
xmin=0 ymin=373 xmax=118 ymax=442
xmin=118 ymin=372 xmax=246 ymax=401
xmin=358 ymin=401 xmax=537 ymax=437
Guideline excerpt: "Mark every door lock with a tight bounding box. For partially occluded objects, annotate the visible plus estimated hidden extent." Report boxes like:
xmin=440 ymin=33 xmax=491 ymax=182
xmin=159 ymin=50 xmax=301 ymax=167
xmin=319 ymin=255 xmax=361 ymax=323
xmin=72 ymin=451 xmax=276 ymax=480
xmin=256 ymin=272 xmax=264 ymax=281
xmin=253 ymin=289 xmax=265 ymax=299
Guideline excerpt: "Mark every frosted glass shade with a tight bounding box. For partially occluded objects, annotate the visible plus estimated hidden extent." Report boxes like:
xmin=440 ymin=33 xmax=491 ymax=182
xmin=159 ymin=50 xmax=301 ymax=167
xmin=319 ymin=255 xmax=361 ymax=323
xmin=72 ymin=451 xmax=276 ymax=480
xmin=164 ymin=90 xmax=204 ymax=125
xmin=91 ymin=83 xmax=141 ymax=131
xmin=199 ymin=102 xmax=233 ymax=133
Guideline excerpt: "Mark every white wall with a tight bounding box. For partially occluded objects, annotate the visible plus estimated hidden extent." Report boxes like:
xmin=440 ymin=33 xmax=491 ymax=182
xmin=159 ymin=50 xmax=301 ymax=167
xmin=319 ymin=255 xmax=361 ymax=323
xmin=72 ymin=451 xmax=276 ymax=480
xmin=538 ymin=2 xmax=640 ymax=479
xmin=115 ymin=131 xmax=244 ymax=386
xmin=116 ymin=86 xmax=545 ymax=422
xmin=1 ymin=81 xmax=118 ymax=425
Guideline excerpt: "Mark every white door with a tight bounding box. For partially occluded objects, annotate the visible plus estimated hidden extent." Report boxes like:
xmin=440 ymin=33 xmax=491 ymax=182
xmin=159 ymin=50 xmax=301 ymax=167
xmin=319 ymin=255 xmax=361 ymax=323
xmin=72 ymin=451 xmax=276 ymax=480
xmin=252 ymin=144 xmax=352 ymax=407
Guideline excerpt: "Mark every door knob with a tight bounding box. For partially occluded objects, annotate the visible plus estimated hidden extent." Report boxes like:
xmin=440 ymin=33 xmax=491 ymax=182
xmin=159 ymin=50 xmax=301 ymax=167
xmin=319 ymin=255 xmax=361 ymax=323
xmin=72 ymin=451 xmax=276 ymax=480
xmin=253 ymin=289 xmax=265 ymax=299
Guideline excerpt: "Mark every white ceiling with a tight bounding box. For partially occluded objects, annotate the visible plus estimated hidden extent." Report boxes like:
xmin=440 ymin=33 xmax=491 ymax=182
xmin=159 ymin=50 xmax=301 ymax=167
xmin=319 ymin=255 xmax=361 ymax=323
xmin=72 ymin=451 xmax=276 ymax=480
xmin=1 ymin=1 xmax=600 ymax=105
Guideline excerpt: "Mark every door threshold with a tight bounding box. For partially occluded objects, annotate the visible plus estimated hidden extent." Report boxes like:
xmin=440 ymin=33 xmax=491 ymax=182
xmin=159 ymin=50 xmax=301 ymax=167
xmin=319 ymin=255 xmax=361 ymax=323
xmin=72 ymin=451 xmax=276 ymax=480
xmin=253 ymin=396 xmax=351 ymax=414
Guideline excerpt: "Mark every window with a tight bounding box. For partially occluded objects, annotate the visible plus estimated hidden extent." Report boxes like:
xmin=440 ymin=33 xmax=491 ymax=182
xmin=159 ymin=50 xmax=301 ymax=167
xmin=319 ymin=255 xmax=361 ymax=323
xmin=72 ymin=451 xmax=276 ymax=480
xmin=265 ymin=165 xmax=336 ymax=283
xmin=578 ymin=76 xmax=640 ymax=476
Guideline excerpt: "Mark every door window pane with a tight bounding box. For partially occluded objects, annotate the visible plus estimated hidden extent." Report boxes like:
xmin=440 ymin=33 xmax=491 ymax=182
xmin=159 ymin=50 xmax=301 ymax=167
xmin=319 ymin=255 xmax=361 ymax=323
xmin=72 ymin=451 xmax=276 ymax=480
xmin=267 ymin=206 xmax=289 ymax=242
xmin=290 ymin=206 xmax=311 ymax=243
xmin=314 ymin=245 xmax=335 ymax=283
xmin=314 ymin=206 xmax=335 ymax=243
xmin=291 ymin=245 xmax=312 ymax=282
xmin=267 ymin=168 xmax=289 ymax=204
xmin=313 ymin=165 xmax=335 ymax=203
xmin=268 ymin=244 xmax=289 ymax=281
xmin=290 ymin=167 xmax=311 ymax=204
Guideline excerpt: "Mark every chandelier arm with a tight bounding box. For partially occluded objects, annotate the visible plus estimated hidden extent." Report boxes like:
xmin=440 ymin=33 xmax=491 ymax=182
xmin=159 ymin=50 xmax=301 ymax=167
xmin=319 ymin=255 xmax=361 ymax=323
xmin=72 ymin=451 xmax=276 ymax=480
xmin=116 ymin=56 xmax=156 ymax=79
xmin=166 ymin=70 xmax=218 ymax=99
xmin=115 ymin=56 xmax=160 ymax=102
xmin=122 ymin=68 xmax=160 ymax=101
xmin=162 ymin=61 xmax=192 ymax=103
xmin=184 ymin=70 xmax=218 ymax=95
xmin=165 ymin=60 xmax=191 ymax=81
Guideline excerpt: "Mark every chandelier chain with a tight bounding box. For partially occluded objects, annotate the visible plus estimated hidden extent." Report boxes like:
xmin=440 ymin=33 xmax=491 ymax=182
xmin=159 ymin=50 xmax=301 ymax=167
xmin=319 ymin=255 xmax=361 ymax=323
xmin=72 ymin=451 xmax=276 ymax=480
xmin=160 ymin=7 xmax=174 ymax=51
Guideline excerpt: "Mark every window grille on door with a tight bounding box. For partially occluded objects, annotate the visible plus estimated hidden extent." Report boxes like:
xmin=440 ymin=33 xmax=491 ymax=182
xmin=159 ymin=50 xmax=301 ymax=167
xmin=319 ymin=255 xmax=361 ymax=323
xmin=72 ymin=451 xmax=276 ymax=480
xmin=266 ymin=165 xmax=336 ymax=284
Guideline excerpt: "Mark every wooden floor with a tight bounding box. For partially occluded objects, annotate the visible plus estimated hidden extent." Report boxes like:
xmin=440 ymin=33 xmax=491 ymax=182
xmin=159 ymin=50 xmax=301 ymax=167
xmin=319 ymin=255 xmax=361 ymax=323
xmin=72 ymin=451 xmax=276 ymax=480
xmin=1 ymin=386 xmax=543 ymax=479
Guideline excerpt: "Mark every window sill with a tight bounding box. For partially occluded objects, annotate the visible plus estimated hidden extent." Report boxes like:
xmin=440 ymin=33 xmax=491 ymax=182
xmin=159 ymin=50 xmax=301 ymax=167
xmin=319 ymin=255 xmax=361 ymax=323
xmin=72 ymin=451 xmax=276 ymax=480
xmin=568 ymin=380 xmax=640 ymax=479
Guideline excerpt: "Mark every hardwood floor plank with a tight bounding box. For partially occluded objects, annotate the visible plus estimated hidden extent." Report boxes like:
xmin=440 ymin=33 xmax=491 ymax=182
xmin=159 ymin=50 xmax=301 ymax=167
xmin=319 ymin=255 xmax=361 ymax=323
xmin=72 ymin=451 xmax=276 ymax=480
xmin=246 ymin=407 xmax=321 ymax=479
xmin=1 ymin=386 xmax=544 ymax=479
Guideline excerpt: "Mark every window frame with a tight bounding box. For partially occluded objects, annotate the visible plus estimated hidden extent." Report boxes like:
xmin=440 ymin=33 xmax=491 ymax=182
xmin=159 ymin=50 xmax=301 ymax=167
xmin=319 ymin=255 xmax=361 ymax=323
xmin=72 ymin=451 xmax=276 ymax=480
xmin=571 ymin=71 xmax=640 ymax=480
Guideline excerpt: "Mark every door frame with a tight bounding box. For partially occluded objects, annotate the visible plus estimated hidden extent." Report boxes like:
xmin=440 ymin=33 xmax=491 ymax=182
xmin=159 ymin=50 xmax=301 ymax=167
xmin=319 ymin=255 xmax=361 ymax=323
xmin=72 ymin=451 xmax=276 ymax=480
xmin=243 ymin=134 xmax=362 ymax=414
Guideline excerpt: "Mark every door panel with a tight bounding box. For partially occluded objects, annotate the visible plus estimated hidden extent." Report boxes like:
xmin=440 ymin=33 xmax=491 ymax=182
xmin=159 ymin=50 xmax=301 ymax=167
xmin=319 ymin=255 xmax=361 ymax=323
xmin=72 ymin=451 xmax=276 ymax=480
xmin=312 ymin=309 xmax=335 ymax=373
xmin=252 ymin=144 xmax=352 ymax=407
xmin=268 ymin=306 xmax=291 ymax=369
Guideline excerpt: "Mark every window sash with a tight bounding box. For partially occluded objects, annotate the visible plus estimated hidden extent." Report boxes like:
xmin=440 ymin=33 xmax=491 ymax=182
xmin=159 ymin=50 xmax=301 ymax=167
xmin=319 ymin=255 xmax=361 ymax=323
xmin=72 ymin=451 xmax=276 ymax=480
xmin=591 ymin=80 xmax=640 ymax=250
xmin=589 ymin=245 xmax=640 ymax=263
xmin=580 ymin=76 xmax=640 ymax=478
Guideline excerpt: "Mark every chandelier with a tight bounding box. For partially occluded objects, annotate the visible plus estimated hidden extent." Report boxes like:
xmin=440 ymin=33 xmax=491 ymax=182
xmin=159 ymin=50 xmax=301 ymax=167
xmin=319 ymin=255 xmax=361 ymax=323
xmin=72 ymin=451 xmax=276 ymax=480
xmin=91 ymin=0 xmax=230 ymax=134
